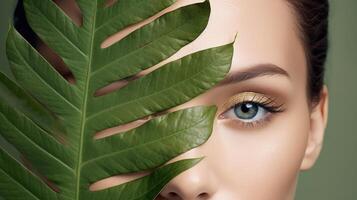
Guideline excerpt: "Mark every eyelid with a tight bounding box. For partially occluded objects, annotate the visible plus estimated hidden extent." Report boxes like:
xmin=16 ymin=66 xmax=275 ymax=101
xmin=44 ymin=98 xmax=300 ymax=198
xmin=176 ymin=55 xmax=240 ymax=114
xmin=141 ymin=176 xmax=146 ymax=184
xmin=220 ymin=92 xmax=282 ymax=113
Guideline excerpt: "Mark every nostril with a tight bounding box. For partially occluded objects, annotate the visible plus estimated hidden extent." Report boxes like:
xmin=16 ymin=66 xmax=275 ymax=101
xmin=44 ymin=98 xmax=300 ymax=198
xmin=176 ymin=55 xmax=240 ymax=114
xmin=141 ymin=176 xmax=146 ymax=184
xmin=164 ymin=191 xmax=209 ymax=200
xmin=165 ymin=192 xmax=182 ymax=200
xmin=162 ymin=192 xmax=182 ymax=200
xmin=168 ymin=192 xmax=179 ymax=198
xmin=198 ymin=192 xmax=209 ymax=199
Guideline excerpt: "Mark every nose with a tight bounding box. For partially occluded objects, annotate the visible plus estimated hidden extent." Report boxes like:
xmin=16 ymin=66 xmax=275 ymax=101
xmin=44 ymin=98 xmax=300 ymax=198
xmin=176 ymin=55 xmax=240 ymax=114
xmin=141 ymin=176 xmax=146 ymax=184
xmin=158 ymin=150 xmax=218 ymax=200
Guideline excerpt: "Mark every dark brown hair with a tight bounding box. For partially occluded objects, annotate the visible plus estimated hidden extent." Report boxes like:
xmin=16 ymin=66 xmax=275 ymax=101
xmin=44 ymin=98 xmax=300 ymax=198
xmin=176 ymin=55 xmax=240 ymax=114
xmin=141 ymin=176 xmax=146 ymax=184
xmin=13 ymin=0 xmax=329 ymax=105
xmin=286 ymin=0 xmax=329 ymax=106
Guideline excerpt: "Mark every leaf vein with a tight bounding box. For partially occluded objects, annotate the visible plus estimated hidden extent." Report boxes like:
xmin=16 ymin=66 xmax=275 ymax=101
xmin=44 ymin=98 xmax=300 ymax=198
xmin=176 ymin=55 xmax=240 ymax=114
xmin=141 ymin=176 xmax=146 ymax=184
xmin=12 ymin=38 xmax=82 ymax=113
xmin=81 ymin=115 xmax=208 ymax=168
xmin=0 ymin=112 xmax=75 ymax=174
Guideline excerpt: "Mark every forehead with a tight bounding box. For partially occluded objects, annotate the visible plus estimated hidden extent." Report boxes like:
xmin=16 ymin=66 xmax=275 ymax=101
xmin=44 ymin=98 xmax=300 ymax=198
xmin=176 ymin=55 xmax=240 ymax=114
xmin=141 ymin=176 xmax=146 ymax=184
xmin=182 ymin=0 xmax=306 ymax=82
xmin=228 ymin=0 xmax=306 ymax=74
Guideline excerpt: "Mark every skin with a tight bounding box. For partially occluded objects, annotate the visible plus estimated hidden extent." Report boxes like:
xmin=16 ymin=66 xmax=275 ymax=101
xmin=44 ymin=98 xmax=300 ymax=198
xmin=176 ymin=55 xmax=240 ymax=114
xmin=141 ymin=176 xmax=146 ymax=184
xmin=36 ymin=0 xmax=329 ymax=199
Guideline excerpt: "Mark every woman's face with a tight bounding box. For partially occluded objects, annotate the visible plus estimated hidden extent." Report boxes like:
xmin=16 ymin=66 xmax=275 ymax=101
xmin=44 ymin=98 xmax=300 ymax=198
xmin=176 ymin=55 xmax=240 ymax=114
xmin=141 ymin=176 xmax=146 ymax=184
xmin=157 ymin=1 xmax=311 ymax=199
xmin=37 ymin=0 xmax=329 ymax=199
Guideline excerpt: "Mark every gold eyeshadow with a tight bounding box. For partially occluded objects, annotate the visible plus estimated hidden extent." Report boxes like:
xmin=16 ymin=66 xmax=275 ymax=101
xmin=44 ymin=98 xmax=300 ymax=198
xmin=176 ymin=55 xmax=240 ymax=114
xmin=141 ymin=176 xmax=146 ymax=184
xmin=221 ymin=92 xmax=284 ymax=113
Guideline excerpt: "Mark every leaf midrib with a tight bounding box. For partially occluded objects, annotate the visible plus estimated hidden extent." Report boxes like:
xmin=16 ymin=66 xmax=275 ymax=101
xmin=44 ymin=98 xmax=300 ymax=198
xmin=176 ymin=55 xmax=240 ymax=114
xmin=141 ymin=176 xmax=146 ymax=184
xmin=75 ymin=3 xmax=99 ymax=200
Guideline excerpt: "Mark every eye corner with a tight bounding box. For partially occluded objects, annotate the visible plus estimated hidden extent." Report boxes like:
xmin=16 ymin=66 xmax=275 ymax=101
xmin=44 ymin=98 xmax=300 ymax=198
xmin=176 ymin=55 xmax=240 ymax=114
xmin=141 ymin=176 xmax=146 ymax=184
xmin=217 ymin=111 xmax=227 ymax=120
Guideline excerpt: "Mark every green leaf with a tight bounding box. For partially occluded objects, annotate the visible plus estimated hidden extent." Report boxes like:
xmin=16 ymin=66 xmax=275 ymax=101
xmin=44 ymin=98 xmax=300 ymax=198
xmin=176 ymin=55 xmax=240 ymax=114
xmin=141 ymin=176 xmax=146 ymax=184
xmin=0 ymin=147 xmax=59 ymax=200
xmin=1 ymin=0 xmax=234 ymax=199
xmin=82 ymin=158 xmax=204 ymax=200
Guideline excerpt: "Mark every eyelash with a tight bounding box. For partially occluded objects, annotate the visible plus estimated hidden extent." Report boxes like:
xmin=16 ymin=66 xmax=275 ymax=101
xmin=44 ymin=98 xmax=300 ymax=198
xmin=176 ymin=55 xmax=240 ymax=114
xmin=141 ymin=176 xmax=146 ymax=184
xmin=218 ymin=93 xmax=285 ymax=128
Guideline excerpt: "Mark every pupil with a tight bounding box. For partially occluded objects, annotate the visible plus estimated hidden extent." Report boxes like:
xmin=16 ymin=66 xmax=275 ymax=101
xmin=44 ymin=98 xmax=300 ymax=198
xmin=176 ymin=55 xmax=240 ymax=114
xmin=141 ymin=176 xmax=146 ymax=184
xmin=241 ymin=103 xmax=253 ymax=113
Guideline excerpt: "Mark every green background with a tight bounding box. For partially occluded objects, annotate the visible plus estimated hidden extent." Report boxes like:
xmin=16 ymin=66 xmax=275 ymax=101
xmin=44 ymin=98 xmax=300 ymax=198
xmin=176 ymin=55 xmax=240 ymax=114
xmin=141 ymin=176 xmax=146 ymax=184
xmin=0 ymin=0 xmax=356 ymax=199
xmin=296 ymin=1 xmax=357 ymax=199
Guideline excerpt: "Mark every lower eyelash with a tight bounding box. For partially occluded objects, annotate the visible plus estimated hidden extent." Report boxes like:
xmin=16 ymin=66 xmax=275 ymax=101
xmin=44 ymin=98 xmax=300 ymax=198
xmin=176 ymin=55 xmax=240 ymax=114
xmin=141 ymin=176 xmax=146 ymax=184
xmin=231 ymin=111 xmax=274 ymax=129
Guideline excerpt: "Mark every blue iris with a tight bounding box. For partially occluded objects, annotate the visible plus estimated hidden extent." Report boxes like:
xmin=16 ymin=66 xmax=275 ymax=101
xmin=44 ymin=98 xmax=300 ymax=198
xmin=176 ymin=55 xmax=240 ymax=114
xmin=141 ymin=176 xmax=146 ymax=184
xmin=233 ymin=102 xmax=259 ymax=120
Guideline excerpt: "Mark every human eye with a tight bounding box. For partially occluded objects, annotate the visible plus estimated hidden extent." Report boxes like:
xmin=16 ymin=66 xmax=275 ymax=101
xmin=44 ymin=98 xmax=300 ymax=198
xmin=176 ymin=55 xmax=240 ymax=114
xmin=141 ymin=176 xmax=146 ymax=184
xmin=218 ymin=92 xmax=285 ymax=128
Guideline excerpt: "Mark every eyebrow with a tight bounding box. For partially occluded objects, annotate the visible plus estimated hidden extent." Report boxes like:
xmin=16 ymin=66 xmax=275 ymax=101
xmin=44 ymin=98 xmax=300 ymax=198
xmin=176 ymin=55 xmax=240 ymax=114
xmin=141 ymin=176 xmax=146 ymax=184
xmin=216 ymin=63 xmax=290 ymax=87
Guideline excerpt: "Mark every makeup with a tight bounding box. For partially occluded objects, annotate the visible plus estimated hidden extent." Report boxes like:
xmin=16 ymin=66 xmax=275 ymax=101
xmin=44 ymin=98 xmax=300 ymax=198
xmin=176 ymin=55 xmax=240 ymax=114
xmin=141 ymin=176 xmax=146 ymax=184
xmin=218 ymin=92 xmax=285 ymax=128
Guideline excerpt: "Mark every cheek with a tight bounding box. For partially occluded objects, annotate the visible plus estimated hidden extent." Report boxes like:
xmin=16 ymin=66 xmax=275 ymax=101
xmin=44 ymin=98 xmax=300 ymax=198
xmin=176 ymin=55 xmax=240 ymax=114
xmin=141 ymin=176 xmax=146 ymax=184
xmin=210 ymin=105 xmax=310 ymax=198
